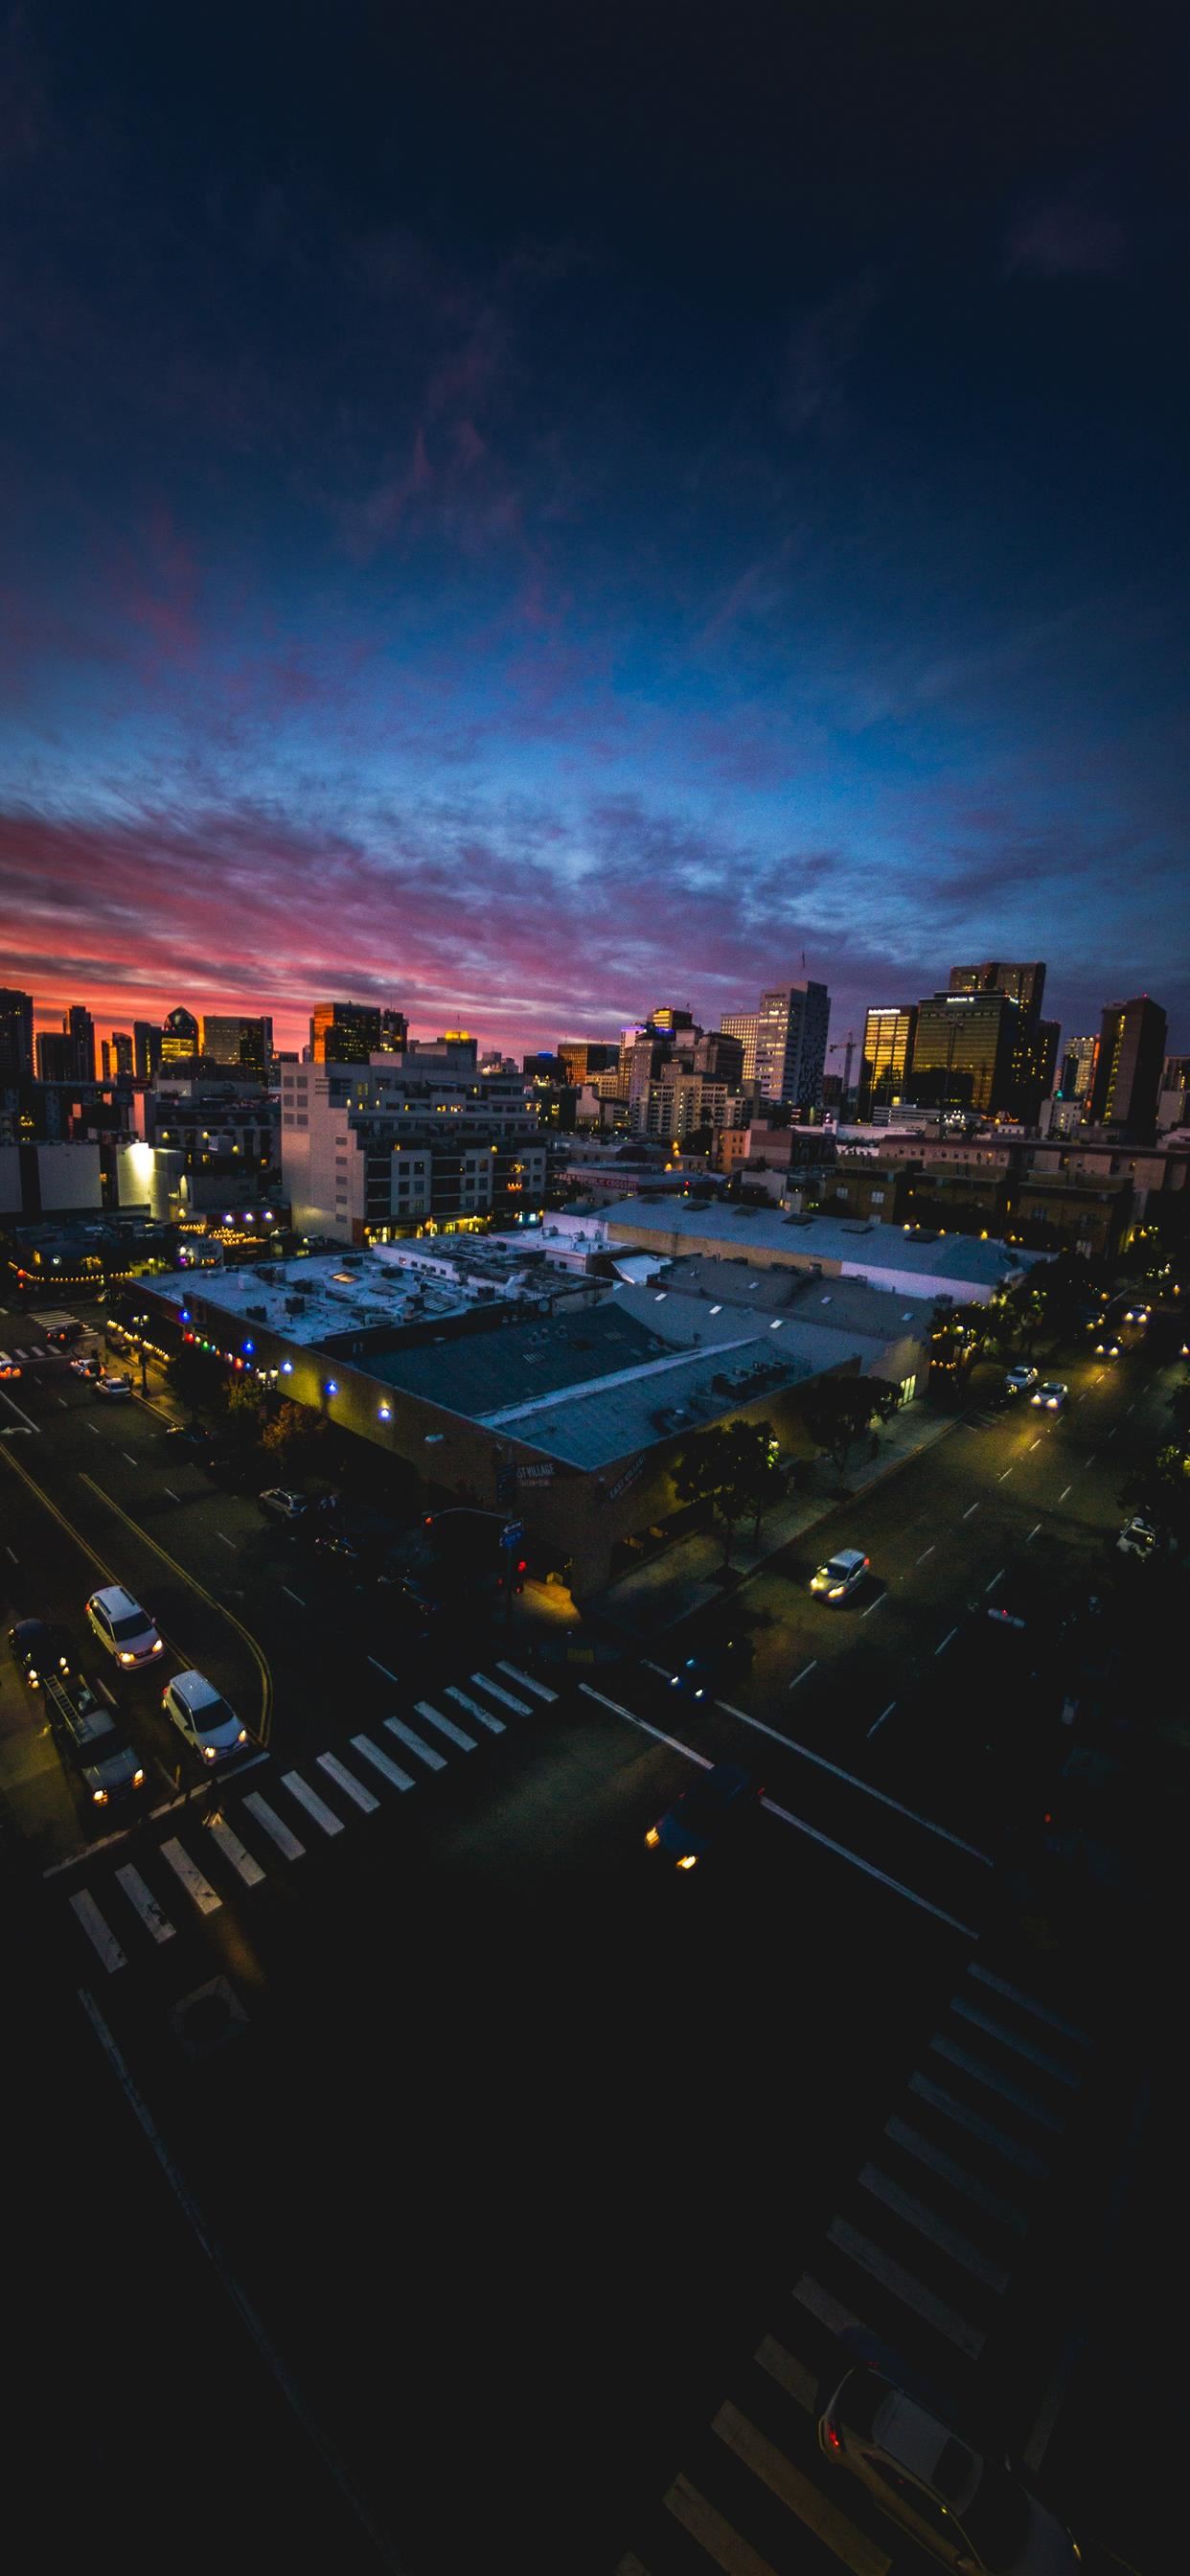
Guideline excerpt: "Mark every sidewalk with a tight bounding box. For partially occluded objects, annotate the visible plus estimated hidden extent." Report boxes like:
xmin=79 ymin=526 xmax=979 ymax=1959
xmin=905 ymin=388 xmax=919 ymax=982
xmin=596 ymin=1398 xmax=964 ymax=1640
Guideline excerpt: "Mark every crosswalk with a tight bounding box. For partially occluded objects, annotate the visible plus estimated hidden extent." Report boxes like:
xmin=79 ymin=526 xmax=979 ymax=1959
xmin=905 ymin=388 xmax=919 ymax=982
xmin=0 ymin=1346 xmax=46 ymax=1367
xmin=615 ymin=1958 xmax=1093 ymax=2576
xmin=61 ymin=1661 xmax=557 ymax=1973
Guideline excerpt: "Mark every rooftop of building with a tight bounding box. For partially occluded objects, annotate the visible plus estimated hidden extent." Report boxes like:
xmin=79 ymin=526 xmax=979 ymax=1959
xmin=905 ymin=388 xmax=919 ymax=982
xmin=151 ymin=1237 xmax=565 ymax=1346
xmin=599 ymin=1194 xmax=1036 ymax=1288
xmin=607 ymin=1256 xmax=936 ymax=1346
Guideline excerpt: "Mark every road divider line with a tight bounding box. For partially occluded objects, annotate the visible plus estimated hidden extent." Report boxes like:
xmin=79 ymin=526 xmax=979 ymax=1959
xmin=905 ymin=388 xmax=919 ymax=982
xmin=868 ymin=1704 xmax=896 ymax=1737
xmin=282 ymin=1585 xmax=306 ymax=1606
xmin=4 ymin=1543 xmax=15 ymax=1564
xmin=1059 ymin=1484 xmax=1072 ymax=1502
xmin=84 ymin=1420 xmax=101 ymax=1435
xmin=217 ymin=1531 xmax=236 ymax=1551
xmin=162 ymin=1485 xmax=180 ymax=1503
xmin=122 ymin=1450 xmax=138 ymax=1466
xmin=861 ymin=1594 xmax=883 ymax=1618
xmin=1029 ymin=1438 xmax=1041 ymax=1452
xmin=935 ymin=1626 xmax=958 ymax=1656
xmin=788 ymin=1659 xmax=817 ymax=1690
xmin=698 ymin=1699 xmax=990 ymax=1857
xmin=962 ymin=1502 xmax=979 ymax=1519
xmin=57 ymin=1395 xmax=68 ymax=1408
xmin=997 ymin=1466 xmax=1012 ymax=1481
xmin=760 ymin=1793 xmax=977 ymax=1937
xmin=1026 ymin=1524 xmax=1041 ymax=1543
xmin=368 ymin=1655 xmax=400 ymax=1683
xmin=916 ymin=1545 xmax=935 ymax=1563
xmin=986 ymin=1570 xmax=1004 ymax=1593
xmin=1086 ymin=1453 xmax=1097 ymax=1467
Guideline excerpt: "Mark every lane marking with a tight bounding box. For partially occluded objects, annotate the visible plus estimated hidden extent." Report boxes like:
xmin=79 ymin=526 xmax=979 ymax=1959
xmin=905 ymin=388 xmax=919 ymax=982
xmin=858 ymin=2163 xmax=1009 ymax=2290
xmin=242 ymin=1790 xmax=305 ymax=1860
xmin=282 ymin=1771 xmax=344 ymax=1835
xmin=68 ymin=1889 xmax=126 ymax=1971
xmin=367 ymin=1655 xmax=400 ymax=1683
xmin=969 ymin=1961 xmax=1091 ymax=2045
xmin=317 ymin=1751 xmax=378 ymax=1813
xmin=1059 ymin=1484 xmax=1071 ymax=1502
xmin=217 ymin=1532 xmax=236 ymax=1552
xmin=985 ymin=1569 xmax=1005 ymax=1593
xmin=1028 ymin=1437 xmax=1041 ymax=1452
xmin=162 ymin=1485 xmax=181 ymax=1503
xmin=84 ymin=1420 xmax=101 ymax=1435
xmin=0 ymin=1385 xmax=39 ymax=1433
xmin=413 ymin=1699 xmax=475 ymax=1751
xmin=861 ymin=1594 xmax=883 ymax=1618
xmin=123 ymin=1450 xmax=138 ymax=1466
xmin=825 ymin=2217 xmax=984 ymax=2357
xmin=446 ymin=1685 xmax=505 ymax=1735
xmin=351 ymin=1733 xmax=414 ymax=1792
xmin=4 ymin=1544 xmax=16 ymax=1564
xmin=997 ymin=1466 xmax=1012 ymax=1481
xmin=114 ymin=1864 xmax=175 ymax=1943
xmin=206 ymin=1816 xmax=266 ymax=1886
xmin=907 ymin=2071 xmax=1049 ymax=2176
xmin=709 ymin=1699 xmax=990 ymax=1859
xmin=497 ymin=1659 xmax=558 ymax=1703
xmin=930 ymin=2034 xmax=1064 ymax=2131
xmin=469 ymin=1670 xmax=531 ymax=1714
xmin=1026 ymin=1523 xmax=1041 ymax=1542
xmin=951 ymin=1996 xmax=1083 ymax=2085
xmin=57 ymin=1396 xmax=69 ymax=1408
xmin=915 ymin=1544 xmax=935 ymax=1563
xmin=962 ymin=1502 xmax=979 ymax=1519
xmin=754 ymin=2333 xmax=818 ymax=2416
xmin=1086 ymin=1453 xmax=1097 ymax=1467
xmin=934 ymin=1625 xmax=958 ymax=1655
xmin=759 ymin=1788 xmax=976 ymax=1934
xmin=664 ymin=2474 xmax=781 ymax=2576
xmin=159 ymin=1837 xmax=222 ymax=1914
xmin=882 ymin=2117 xmax=1028 ymax=2233
xmin=384 ymin=1715 xmax=446 ymax=1771
xmin=1106 ymin=1426 xmax=1117 ymax=1439
xmin=282 ymin=1585 xmax=306 ymax=1606
xmin=788 ymin=1660 xmax=817 ymax=1690
xmin=711 ymin=2399 xmax=891 ymax=2576
xmin=868 ymin=1703 xmax=896 ymax=1737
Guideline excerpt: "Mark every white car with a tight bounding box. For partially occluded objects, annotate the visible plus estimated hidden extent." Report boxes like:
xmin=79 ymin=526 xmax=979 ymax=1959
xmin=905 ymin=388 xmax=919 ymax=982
xmin=817 ymin=2368 xmax=1081 ymax=2570
xmin=259 ymin=1487 xmax=308 ymax=1522
xmin=1003 ymin=1364 xmax=1038 ymax=1396
xmin=1117 ymin=1515 xmax=1157 ymax=1559
xmin=95 ymin=1373 xmax=133 ymax=1400
xmin=163 ymin=1668 xmax=249 ymax=1763
xmin=85 ymin=1584 xmax=164 ymax=1668
xmin=70 ymin=1353 xmax=103 ymax=1379
xmin=1030 ymin=1381 xmax=1067 ymax=1412
xmin=810 ymin=1548 xmax=869 ymax=1601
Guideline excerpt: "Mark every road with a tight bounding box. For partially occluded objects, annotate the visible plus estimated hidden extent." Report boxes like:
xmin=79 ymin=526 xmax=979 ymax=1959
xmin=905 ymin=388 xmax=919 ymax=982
xmin=1 ymin=1303 xmax=1178 ymax=2571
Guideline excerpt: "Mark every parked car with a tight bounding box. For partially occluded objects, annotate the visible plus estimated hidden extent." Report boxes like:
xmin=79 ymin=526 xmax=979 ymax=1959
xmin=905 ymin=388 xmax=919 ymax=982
xmin=8 ymin=1617 xmax=72 ymax=1688
xmin=95 ymin=1372 xmax=134 ymax=1401
xmin=667 ymin=1635 xmax=753 ymax=1699
xmin=646 ymin=1762 xmax=762 ymax=1869
xmin=1116 ymin=1514 xmax=1158 ymax=1559
xmin=163 ymin=1421 xmax=217 ymax=1459
xmin=70 ymin=1354 xmax=103 ymax=1379
xmin=1029 ymin=1381 xmax=1067 ymax=1412
xmin=259 ymin=1487 xmax=308 ymax=1522
xmin=1003 ymin=1364 xmax=1038 ymax=1396
xmin=810 ymin=1548 xmax=870 ymax=1601
xmin=817 ymin=2367 xmax=1081 ymax=2570
xmin=55 ymin=1679 xmax=146 ymax=1809
xmin=85 ymin=1584 xmax=164 ymax=1668
xmin=162 ymin=1668 xmax=249 ymax=1764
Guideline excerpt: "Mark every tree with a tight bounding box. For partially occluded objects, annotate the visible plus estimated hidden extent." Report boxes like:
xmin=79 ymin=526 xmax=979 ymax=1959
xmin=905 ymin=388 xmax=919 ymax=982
xmin=799 ymin=1375 xmax=901 ymax=1474
xmin=166 ymin=1343 xmax=227 ymax=1419
xmin=673 ymin=1419 xmax=782 ymax=1566
xmin=260 ymin=1397 xmax=328 ymax=1469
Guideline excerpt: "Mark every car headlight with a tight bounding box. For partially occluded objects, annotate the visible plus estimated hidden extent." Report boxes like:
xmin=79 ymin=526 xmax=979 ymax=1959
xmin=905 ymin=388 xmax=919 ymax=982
xmin=645 ymin=1827 xmax=659 ymax=1847
xmin=29 ymin=1674 xmax=40 ymax=1689
xmin=93 ymin=1787 xmax=107 ymax=1805
xmin=677 ymin=1853 xmax=698 ymax=1871
xmin=132 ymin=1768 xmax=145 ymax=1787
xmin=202 ymin=1743 xmax=217 ymax=1760
xmin=693 ymin=1686 xmax=704 ymax=1698
xmin=829 ymin=1585 xmax=844 ymax=1598
xmin=119 ymin=1650 xmax=135 ymax=1665
xmin=151 ymin=1637 xmax=163 ymax=1652
xmin=236 ymin=1729 xmax=247 ymax=1744
xmin=670 ymin=1674 xmax=679 ymax=1687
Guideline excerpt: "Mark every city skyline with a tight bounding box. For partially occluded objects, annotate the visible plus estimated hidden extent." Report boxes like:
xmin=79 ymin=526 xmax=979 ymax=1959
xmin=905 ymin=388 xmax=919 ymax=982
xmin=1 ymin=10 xmax=1187 ymax=1060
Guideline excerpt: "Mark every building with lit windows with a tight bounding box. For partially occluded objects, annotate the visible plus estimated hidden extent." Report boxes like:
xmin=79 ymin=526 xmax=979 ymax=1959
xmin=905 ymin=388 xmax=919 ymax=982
xmin=1086 ymin=995 xmax=1168 ymax=1138
xmin=857 ymin=1005 xmax=917 ymax=1119
xmin=160 ymin=1007 xmax=199 ymax=1065
xmin=282 ymin=1035 xmax=546 ymax=1242
xmin=753 ymin=981 xmax=830 ymax=1113
xmin=203 ymin=1015 xmax=274 ymax=1079
xmin=309 ymin=1000 xmax=408 ymax=1063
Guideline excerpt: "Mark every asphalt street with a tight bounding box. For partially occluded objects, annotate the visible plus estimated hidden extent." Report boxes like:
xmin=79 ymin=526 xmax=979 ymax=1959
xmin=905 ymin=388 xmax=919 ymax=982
xmin=1 ymin=1301 xmax=1178 ymax=2573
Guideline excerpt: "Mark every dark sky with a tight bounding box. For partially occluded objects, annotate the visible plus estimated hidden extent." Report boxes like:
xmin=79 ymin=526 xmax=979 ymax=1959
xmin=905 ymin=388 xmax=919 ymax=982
xmin=2 ymin=1 xmax=1187 ymax=1056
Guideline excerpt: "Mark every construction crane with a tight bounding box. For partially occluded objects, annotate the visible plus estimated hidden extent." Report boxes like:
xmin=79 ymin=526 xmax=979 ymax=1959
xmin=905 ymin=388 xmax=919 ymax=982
xmin=828 ymin=1032 xmax=858 ymax=1094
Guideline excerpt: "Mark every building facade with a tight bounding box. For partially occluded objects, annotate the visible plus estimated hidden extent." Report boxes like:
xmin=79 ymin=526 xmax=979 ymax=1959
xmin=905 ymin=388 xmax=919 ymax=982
xmin=753 ymin=981 xmax=831 ymax=1113
xmin=1087 ymin=995 xmax=1168 ymax=1137
xmin=282 ymin=1037 xmax=547 ymax=1242
xmin=857 ymin=1005 xmax=917 ymax=1119
xmin=309 ymin=1001 xmax=408 ymax=1063
xmin=0 ymin=988 xmax=34 ymax=1088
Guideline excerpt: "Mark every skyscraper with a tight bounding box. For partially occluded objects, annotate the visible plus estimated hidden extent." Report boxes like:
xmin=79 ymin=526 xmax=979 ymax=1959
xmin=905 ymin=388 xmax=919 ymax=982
xmin=161 ymin=1006 xmax=200 ymax=1064
xmin=67 ymin=1003 xmax=95 ymax=1082
xmin=203 ymin=1014 xmax=274 ymax=1078
xmin=1061 ymin=1035 xmax=1096 ymax=1100
xmin=133 ymin=1021 xmax=163 ymax=1081
xmin=1087 ymin=996 xmax=1168 ymax=1137
xmin=753 ymin=981 xmax=830 ymax=1113
xmin=0 ymin=987 xmax=34 ymax=1086
xmin=35 ymin=1031 xmax=75 ymax=1081
xmin=949 ymin=960 xmax=1046 ymax=1020
xmin=721 ymin=1013 xmax=759 ymax=1081
xmin=310 ymin=1000 xmax=408 ymax=1063
xmin=111 ymin=1031 xmax=134 ymax=1077
xmin=911 ymin=990 xmax=1022 ymax=1116
xmin=858 ymin=1005 xmax=917 ymax=1119
xmin=948 ymin=962 xmax=1046 ymax=1116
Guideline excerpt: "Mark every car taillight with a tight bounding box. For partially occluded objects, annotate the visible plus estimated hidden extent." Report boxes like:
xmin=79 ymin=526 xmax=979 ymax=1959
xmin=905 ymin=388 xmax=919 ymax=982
xmin=823 ymin=2420 xmax=841 ymax=2451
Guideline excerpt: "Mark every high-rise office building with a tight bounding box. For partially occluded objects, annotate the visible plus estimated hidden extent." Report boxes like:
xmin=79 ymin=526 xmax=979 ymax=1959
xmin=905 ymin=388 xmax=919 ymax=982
xmin=111 ymin=1031 xmax=134 ymax=1077
xmin=35 ymin=1031 xmax=74 ymax=1081
xmin=557 ymin=1041 xmax=620 ymax=1085
xmin=133 ymin=1021 xmax=163 ymax=1081
xmin=1087 ymin=995 xmax=1168 ymax=1136
xmin=721 ymin=1013 xmax=759 ymax=1082
xmin=203 ymin=1014 xmax=274 ymax=1078
xmin=948 ymin=962 xmax=1047 ymax=1116
xmin=161 ymin=1006 xmax=200 ymax=1064
xmin=0 ymin=987 xmax=34 ymax=1086
xmin=1061 ymin=1035 xmax=1096 ymax=1100
xmin=1030 ymin=1018 xmax=1062 ymax=1112
xmin=309 ymin=1000 xmax=408 ymax=1063
xmin=67 ymin=1004 xmax=95 ymax=1082
xmin=753 ymin=981 xmax=830 ymax=1113
xmin=949 ymin=960 xmax=1046 ymax=1021
xmin=911 ymin=990 xmax=1023 ymax=1116
xmin=857 ymin=1005 xmax=917 ymax=1119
